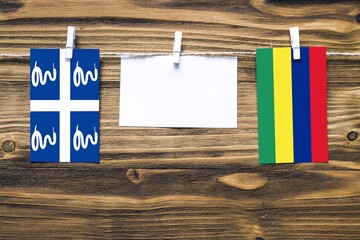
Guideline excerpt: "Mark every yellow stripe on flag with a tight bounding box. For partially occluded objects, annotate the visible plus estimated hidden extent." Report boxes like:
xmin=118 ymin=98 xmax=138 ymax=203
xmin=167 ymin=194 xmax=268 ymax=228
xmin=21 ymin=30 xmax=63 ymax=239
xmin=273 ymin=48 xmax=294 ymax=163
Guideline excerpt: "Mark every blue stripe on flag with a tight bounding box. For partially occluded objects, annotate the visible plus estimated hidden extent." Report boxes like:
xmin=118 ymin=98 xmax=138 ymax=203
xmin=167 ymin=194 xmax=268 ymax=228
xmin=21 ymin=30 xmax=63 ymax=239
xmin=292 ymin=47 xmax=312 ymax=163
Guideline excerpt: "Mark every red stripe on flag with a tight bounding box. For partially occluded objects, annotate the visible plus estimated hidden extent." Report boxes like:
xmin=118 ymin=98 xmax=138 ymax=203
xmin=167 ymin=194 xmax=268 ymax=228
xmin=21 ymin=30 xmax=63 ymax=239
xmin=309 ymin=47 xmax=328 ymax=163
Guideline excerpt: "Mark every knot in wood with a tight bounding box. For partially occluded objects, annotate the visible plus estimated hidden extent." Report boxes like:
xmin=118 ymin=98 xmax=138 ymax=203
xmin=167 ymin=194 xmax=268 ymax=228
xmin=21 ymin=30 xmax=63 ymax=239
xmin=126 ymin=169 xmax=144 ymax=185
xmin=347 ymin=131 xmax=358 ymax=141
xmin=356 ymin=13 xmax=360 ymax=23
xmin=218 ymin=173 xmax=268 ymax=190
xmin=2 ymin=140 xmax=16 ymax=153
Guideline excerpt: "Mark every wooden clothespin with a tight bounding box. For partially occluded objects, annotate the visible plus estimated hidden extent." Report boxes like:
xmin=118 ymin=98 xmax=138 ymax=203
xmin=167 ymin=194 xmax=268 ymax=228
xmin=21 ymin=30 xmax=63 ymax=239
xmin=173 ymin=31 xmax=182 ymax=64
xmin=290 ymin=27 xmax=300 ymax=60
xmin=66 ymin=26 xmax=76 ymax=59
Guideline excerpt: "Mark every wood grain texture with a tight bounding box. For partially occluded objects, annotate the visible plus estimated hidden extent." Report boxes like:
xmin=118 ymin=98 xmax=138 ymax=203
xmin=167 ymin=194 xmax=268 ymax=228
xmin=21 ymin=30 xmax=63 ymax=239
xmin=0 ymin=0 xmax=359 ymax=239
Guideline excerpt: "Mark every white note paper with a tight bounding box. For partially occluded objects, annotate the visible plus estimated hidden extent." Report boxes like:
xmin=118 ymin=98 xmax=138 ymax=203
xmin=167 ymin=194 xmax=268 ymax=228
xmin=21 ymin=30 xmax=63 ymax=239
xmin=119 ymin=56 xmax=237 ymax=128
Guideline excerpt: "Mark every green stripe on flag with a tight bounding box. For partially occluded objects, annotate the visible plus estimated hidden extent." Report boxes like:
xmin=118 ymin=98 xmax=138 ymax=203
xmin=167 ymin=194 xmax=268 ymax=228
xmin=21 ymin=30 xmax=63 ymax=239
xmin=256 ymin=48 xmax=276 ymax=164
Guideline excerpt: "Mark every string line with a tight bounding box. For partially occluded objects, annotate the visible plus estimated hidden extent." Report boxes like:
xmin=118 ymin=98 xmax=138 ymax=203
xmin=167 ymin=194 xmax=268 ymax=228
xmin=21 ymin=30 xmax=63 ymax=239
xmin=1 ymin=51 xmax=360 ymax=58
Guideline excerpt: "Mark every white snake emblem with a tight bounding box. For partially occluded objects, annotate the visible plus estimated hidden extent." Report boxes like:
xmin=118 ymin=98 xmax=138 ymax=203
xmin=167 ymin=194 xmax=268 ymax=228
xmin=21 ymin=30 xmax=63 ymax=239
xmin=31 ymin=61 xmax=57 ymax=87
xmin=73 ymin=125 xmax=98 ymax=151
xmin=73 ymin=61 xmax=98 ymax=87
xmin=31 ymin=125 xmax=57 ymax=151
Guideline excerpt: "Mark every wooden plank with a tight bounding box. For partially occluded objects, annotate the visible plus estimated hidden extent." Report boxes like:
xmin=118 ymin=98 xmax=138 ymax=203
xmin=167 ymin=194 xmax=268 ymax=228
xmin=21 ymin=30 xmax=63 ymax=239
xmin=0 ymin=0 xmax=358 ymax=55
xmin=0 ymin=0 xmax=359 ymax=239
xmin=0 ymin=166 xmax=359 ymax=239
xmin=0 ymin=56 xmax=359 ymax=167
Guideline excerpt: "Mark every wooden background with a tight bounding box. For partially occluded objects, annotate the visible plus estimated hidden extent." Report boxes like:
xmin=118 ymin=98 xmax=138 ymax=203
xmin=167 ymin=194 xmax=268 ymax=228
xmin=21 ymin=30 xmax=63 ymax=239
xmin=0 ymin=0 xmax=359 ymax=239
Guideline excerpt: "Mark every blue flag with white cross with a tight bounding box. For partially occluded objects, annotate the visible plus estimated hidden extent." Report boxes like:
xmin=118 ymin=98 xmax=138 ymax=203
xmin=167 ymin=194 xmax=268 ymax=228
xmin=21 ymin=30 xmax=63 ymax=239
xmin=30 ymin=49 xmax=100 ymax=163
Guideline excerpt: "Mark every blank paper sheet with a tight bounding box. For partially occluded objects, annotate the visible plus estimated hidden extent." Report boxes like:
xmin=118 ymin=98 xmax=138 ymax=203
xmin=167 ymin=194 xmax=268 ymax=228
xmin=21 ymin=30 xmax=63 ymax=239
xmin=119 ymin=55 xmax=237 ymax=128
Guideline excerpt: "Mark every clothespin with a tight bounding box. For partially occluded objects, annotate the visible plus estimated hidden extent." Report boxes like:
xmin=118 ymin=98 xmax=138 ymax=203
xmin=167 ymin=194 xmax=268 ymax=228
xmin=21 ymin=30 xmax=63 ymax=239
xmin=290 ymin=27 xmax=300 ymax=60
xmin=66 ymin=26 xmax=76 ymax=59
xmin=173 ymin=31 xmax=182 ymax=64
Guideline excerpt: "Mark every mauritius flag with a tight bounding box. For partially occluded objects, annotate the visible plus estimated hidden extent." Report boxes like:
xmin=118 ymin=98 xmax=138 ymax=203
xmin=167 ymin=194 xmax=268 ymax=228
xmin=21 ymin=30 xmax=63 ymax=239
xmin=256 ymin=47 xmax=328 ymax=164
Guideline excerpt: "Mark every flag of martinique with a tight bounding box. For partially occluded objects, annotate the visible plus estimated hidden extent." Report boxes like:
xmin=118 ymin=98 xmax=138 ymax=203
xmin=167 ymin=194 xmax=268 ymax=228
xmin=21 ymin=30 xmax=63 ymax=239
xmin=256 ymin=47 xmax=328 ymax=164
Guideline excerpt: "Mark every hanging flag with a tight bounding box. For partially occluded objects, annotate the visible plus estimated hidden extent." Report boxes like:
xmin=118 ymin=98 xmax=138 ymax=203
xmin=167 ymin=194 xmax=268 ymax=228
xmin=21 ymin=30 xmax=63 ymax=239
xmin=256 ymin=47 xmax=328 ymax=164
xmin=30 ymin=49 xmax=100 ymax=163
